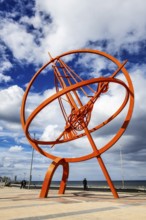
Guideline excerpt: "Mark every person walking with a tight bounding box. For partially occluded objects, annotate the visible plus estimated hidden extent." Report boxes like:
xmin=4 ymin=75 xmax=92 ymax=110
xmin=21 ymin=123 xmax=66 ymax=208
xmin=83 ymin=178 xmax=88 ymax=190
xmin=20 ymin=180 xmax=26 ymax=189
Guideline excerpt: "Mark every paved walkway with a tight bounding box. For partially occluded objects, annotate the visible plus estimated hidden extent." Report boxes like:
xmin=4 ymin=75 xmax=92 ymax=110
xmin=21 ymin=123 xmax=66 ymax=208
xmin=0 ymin=187 xmax=146 ymax=220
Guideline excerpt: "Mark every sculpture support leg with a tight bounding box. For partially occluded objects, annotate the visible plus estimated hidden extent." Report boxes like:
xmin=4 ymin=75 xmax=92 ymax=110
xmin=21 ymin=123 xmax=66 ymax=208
xmin=97 ymin=156 xmax=119 ymax=198
xmin=39 ymin=158 xmax=69 ymax=198
xmin=59 ymin=162 xmax=69 ymax=194
xmin=84 ymin=127 xmax=119 ymax=198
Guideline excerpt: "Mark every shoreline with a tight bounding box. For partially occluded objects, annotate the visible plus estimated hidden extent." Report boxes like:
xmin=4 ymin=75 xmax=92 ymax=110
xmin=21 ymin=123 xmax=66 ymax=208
xmin=9 ymin=183 xmax=146 ymax=193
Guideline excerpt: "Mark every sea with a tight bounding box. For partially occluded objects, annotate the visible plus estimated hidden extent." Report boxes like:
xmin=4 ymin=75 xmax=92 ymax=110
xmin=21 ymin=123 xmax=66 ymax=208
xmin=31 ymin=180 xmax=146 ymax=190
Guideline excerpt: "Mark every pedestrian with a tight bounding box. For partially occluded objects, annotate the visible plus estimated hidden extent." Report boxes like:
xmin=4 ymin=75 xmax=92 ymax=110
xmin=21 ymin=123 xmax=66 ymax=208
xmin=83 ymin=178 xmax=88 ymax=190
xmin=20 ymin=180 xmax=26 ymax=189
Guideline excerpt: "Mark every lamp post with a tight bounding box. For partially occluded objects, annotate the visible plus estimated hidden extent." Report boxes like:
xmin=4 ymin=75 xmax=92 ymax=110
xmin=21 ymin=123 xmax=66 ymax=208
xmin=120 ymin=144 xmax=124 ymax=189
xmin=28 ymin=133 xmax=35 ymax=189
xmin=23 ymin=172 xmax=26 ymax=179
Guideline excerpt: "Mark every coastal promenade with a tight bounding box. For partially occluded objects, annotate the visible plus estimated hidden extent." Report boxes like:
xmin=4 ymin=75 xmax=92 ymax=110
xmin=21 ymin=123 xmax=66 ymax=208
xmin=0 ymin=187 xmax=146 ymax=220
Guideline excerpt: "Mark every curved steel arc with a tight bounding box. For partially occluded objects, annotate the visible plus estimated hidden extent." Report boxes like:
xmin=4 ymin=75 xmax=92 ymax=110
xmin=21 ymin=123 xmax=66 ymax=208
xmin=23 ymin=77 xmax=130 ymax=163
xmin=40 ymin=157 xmax=69 ymax=198
xmin=20 ymin=49 xmax=135 ymax=199
xmin=21 ymin=49 xmax=131 ymax=128
xmin=24 ymin=78 xmax=129 ymax=142
xmin=21 ymin=49 xmax=134 ymax=163
xmin=20 ymin=49 xmax=126 ymax=126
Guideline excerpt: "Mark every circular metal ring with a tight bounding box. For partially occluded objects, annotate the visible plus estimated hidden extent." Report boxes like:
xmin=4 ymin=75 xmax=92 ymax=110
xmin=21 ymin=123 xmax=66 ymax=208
xmin=21 ymin=49 xmax=134 ymax=163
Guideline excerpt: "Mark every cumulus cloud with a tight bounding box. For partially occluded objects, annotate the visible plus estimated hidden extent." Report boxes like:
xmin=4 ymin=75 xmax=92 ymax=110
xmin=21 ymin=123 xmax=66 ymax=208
xmin=0 ymin=85 xmax=24 ymax=124
xmin=40 ymin=125 xmax=61 ymax=141
xmin=0 ymin=20 xmax=38 ymax=62
xmin=9 ymin=145 xmax=24 ymax=152
xmin=27 ymin=0 xmax=146 ymax=55
xmin=0 ymin=61 xmax=145 ymax=180
xmin=0 ymin=0 xmax=146 ymax=181
xmin=21 ymin=63 xmax=145 ymax=165
xmin=0 ymin=43 xmax=13 ymax=82
xmin=0 ymin=0 xmax=146 ymax=66
xmin=35 ymin=0 xmax=146 ymax=54
xmin=0 ymin=73 xmax=12 ymax=83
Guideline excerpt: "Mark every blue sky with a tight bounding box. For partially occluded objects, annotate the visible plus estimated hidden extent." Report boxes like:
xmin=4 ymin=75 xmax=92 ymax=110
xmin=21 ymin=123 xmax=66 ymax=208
xmin=0 ymin=0 xmax=146 ymax=182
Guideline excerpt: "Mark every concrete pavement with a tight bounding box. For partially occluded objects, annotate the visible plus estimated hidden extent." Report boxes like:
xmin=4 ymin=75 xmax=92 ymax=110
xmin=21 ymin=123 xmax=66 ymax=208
xmin=0 ymin=187 xmax=146 ymax=220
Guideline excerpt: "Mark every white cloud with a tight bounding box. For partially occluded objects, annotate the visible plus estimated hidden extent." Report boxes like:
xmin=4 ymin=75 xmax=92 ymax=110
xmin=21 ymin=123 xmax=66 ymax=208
xmin=1 ymin=0 xmax=146 ymax=65
xmin=0 ymin=59 xmax=13 ymax=73
xmin=0 ymin=0 xmax=146 ymax=180
xmin=10 ymin=63 xmax=146 ymax=157
xmin=0 ymin=43 xmax=13 ymax=82
xmin=0 ymin=73 xmax=12 ymax=83
xmin=0 ymin=85 xmax=24 ymax=125
xmin=0 ymin=20 xmax=38 ymax=62
xmin=35 ymin=0 xmax=146 ymax=55
xmin=9 ymin=145 xmax=24 ymax=152
xmin=76 ymin=53 xmax=117 ymax=78
xmin=41 ymin=125 xmax=61 ymax=141
xmin=20 ymin=13 xmax=42 ymax=29
xmin=0 ymin=146 xmax=50 ymax=180
xmin=0 ymin=126 xmax=3 ymax=131
xmin=20 ymin=64 xmax=145 ymax=165
xmin=130 ymin=65 xmax=146 ymax=113
xmin=0 ymin=62 xmax=145 ymax=172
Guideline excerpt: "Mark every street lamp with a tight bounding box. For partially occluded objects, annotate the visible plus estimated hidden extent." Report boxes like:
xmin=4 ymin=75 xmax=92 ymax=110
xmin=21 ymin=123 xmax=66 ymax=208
xmin=28 ymin=133 xmax=35 ymax=189
xmin=120 ymin=144 xmax=125 ymax=189
xmin=23 ymin=172 xmax=26 ymax=179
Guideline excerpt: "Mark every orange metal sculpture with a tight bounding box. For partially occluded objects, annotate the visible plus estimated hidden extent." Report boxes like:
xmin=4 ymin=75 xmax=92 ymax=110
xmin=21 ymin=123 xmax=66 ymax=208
xmin=21 ymin=49 xmax=134 ymax=199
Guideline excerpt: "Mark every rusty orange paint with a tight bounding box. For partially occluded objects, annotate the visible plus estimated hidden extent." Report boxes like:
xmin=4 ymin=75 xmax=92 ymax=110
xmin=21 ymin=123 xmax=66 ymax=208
xmin=40 ymin=157 xmax=69 ymax=198
xmin=20 ymin=49 xmax=134 ymax=199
